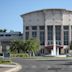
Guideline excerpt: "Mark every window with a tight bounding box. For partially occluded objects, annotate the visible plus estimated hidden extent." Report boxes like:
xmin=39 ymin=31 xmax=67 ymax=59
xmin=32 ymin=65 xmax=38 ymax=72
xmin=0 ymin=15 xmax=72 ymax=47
xmin=0 ymin=34 xmax=4 ymax=36
xmin=32 ymin=31 xmax=37 ymax=37
xmin=39 ymin=26 xmax=45 ymax=30
xmin=26 ymin=26 xmax=29 ymax=30
xmin=40 ymin=31 xmax=45 ymax=45
xmin=25 ymin=32 xmax=29 ymax=40
xmin=47 ymin=26 xmax=53 ymax=40
xmin=63 ymin=26 xmax=69 ymax=45
xmin=64 ymin=26 xmax=69 ymax=30
xmin=55 ymin=26 xmax=61 ymax=45
xmin=32 ymin=26 xmax=37 ymax=30
xmin=47 ymin=26 xmax=53 ymax=45
xmin=5 ymin=34 xmax=11 ymax=36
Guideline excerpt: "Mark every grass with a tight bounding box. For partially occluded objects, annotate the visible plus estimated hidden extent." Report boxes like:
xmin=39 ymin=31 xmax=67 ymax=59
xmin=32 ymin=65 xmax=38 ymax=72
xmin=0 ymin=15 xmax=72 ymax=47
xmin=0 ymin=58 xmax=11 ymax=64
xmin=10 ymin=53 xmax=72 ymax=60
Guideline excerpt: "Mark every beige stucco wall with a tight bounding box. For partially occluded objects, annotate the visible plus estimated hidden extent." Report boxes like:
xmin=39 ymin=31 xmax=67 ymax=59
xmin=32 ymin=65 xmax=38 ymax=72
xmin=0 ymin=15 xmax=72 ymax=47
xmin=21 ymin=9 xmax=72 ymax=44
xmin=23 ymin=11 xmax=44 ymax=26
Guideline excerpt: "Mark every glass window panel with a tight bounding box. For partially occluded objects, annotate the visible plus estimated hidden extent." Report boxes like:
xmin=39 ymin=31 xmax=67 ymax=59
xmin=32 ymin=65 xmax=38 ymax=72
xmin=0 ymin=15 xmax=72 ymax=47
xmin=32 ymin=31 xmax=37 ymax=37
xmin=63 ymin=30 xmax=69 ymax=45
xmin=47 ymin=26 xmax=53 ymax=40
xmin=25 ymin=32 xmax=29 ymax=40
xmin=26 ymin=26 xmax=29 ymax=30
xmin=39 ymin=26 xmax=45 ymax=30
xmin=40 ymin=31 xmax=45 ymax=45
xmin=32 ymin=26 xmax=37 ymax=30
xmin=63 ymin=26 xmax=69 ymax=30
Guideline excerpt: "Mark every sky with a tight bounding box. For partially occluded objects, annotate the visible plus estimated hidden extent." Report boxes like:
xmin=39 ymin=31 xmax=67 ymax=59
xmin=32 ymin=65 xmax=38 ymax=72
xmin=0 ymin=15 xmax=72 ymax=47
xmin=0 ymin=0 xmax=72 ymax=32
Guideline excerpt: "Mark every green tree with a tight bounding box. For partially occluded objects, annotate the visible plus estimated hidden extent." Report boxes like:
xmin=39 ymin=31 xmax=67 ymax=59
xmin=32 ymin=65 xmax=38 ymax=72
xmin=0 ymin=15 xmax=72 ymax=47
xmin=10 ymin=40 xmax=23 ymax=53
xmin=10 ymin=38 xmax=40 ymax=56
xmin=70 ymin=41 xmax=72 ymax=50
xmin=3 ymin=29 xmax=7 ymax=32
xmin=0 ymin=29 xmax=7 ymax=32
xmin=24 ymin=38 xmax=40 ymax=56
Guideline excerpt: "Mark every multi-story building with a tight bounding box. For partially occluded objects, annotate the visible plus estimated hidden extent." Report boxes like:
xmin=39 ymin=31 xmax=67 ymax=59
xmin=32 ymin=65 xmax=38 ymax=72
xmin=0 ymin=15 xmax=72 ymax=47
xmin=21 ymin=9 xmax=72 ymax=56
xmin=0 ymin=31 xmax=22 ymax=53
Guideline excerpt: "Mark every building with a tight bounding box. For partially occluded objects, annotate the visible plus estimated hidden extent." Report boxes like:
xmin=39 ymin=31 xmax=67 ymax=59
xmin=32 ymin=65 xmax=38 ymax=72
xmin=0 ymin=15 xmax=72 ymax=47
xmin=21 ymin=9 xmax=72 ymax=56
xmin=0 ymin=31 xmax=22 ymax=53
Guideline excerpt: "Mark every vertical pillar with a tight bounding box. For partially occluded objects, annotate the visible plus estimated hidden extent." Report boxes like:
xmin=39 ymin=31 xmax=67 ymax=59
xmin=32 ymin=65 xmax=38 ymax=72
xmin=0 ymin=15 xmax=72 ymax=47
xmin=57 ymin=48 xmax=59 ymax=56
xmin=45 ymin=25 xmax=48 ymax=47
xmin=52 ymin=25 xmax=56 ymax=56
xmin=0 ymin=42 xmax=2 ymax=53
xmin=61 ymin=25 xmax=64 ymax=54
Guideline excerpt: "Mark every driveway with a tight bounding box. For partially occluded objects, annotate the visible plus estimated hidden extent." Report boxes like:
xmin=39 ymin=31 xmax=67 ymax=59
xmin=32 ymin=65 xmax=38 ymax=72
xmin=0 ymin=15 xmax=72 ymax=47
xmin=12 ymin=58 xmax=72 ymax=72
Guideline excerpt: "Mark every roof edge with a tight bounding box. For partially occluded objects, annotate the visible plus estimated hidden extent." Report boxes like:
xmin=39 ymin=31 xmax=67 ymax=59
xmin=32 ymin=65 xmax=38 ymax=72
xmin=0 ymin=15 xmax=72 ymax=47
xmin=20 ymin=8 xmax=72 ymax=17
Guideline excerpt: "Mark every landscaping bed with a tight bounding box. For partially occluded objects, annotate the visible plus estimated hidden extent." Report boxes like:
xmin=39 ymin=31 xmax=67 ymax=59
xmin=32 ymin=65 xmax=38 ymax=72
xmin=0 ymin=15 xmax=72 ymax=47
xmin=0 ymin=58 xmax=11 ymax=64
xmin=11 ymin=53 xmax=30 ymax=58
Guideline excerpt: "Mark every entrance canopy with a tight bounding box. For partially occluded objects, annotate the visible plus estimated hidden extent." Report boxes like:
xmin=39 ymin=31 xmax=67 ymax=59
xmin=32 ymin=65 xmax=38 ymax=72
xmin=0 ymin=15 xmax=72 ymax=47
xmin=45 ymin=45 xmax=63 ymax=50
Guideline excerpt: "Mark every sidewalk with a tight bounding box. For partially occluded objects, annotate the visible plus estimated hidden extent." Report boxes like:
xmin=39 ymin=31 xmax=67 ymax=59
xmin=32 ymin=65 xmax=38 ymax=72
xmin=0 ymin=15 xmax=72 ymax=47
xmin=0 ymin=62 xmax=22 ymax=72
xmin=0 ymin=68 xmax=12 ymax=72
xmin=23 ymin=56 xmax=72 ymax=60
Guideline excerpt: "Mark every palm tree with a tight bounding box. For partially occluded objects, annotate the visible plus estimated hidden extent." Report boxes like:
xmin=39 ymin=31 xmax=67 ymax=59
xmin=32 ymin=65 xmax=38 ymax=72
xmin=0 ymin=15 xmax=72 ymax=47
xmin=10 ymin=40 xmax=22 ymax=53
xmin=24 ymin=38 xmax=40 ymax=56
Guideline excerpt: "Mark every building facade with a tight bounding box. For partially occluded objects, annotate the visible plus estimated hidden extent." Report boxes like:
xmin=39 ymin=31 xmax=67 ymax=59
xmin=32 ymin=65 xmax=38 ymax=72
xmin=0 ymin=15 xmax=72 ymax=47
xmin=0 ymin=31 xmax=22 ymax=53
xmin=21 ymin=9 xmax=72 ymax=56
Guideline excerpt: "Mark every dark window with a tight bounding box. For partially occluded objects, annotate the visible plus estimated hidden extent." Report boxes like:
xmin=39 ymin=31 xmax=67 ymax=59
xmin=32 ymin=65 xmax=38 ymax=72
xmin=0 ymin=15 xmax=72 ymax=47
xmin=63 ymin=26 xmax=69 ymax=30
xmin=47 ymin=26 xmax=53 ymax=40
xmin=63 ymin=31 xmax=69 ymax=45
xmin=0 ymin=34 xmax=4 ymax=36
xmin=47 ymin=26 xmax=53 ymax=45
xmin=32 ymin=31 xmax=37 ymax=37
xmin=40 ymin=31 xmax=45 ymax=45
xmin=19 ymin=33 xmax=22 ymax=36
xmin=26 ymin=26 xmax=29 ymax=30
xmin=55 ymin=26 xmax=61 ymax=45
xmin=39 ymin=26 xmax=45 ymax=30
xmin=5 ymin=34 xmax=11 ymax=36
xmin=32 ymin=26 xmax=37 ymax=30
xmin=25 ymin=32 xmax=29 ymax=40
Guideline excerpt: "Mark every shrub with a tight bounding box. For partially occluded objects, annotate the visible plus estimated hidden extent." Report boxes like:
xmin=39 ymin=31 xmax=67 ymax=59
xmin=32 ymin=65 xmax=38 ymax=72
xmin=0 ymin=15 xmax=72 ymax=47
xmin=11 ymin=53 xmax=29 ymax=58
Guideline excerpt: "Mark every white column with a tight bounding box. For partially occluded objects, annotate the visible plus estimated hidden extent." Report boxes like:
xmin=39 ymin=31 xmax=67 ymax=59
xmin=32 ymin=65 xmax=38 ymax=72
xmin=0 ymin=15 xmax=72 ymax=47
xmin=51 ymin=49 xmax=53 ymax=55
xmin=0 ymin=46 xmax=2 ymax=52
xmin=45 ymin=25 xmax=48 ymax=47
xmin=52 ymin=25 xmax=56 ymax=56
xmin=57 ymin=48 xmax=59 ymax=56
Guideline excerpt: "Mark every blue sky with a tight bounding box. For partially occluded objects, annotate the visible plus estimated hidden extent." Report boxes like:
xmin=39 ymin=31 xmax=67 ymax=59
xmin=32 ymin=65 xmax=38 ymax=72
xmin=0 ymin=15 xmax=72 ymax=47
xmin=0 ymin=0 xmax=72 ymax=32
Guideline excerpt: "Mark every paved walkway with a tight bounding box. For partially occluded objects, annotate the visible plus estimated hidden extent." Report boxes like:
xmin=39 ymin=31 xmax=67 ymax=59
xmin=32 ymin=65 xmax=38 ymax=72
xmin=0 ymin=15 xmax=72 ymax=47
xmin=0 ymin=67 xmax=12 ymax=72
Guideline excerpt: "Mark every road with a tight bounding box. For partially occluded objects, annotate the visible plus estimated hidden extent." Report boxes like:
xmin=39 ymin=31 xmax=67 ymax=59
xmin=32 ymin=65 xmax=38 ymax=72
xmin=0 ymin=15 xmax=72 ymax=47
xmin=12 ymin=58 xmax=72 ymax=72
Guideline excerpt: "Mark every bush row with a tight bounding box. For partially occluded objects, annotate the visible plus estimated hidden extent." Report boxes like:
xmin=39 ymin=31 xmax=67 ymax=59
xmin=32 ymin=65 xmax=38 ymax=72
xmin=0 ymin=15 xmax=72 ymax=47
xmin=11 ymin=53 xmax=30 ymax=58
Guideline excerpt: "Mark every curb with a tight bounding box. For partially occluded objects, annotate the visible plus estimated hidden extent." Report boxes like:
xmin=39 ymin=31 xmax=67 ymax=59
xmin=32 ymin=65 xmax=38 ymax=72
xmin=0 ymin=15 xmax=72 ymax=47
xmin=4 ymin=62 xmax=22 ymax=72
xmin=23 ymin=58 xmax=72 ymax=61
xmin=0 ymin=64 xmax=16 ymax=68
